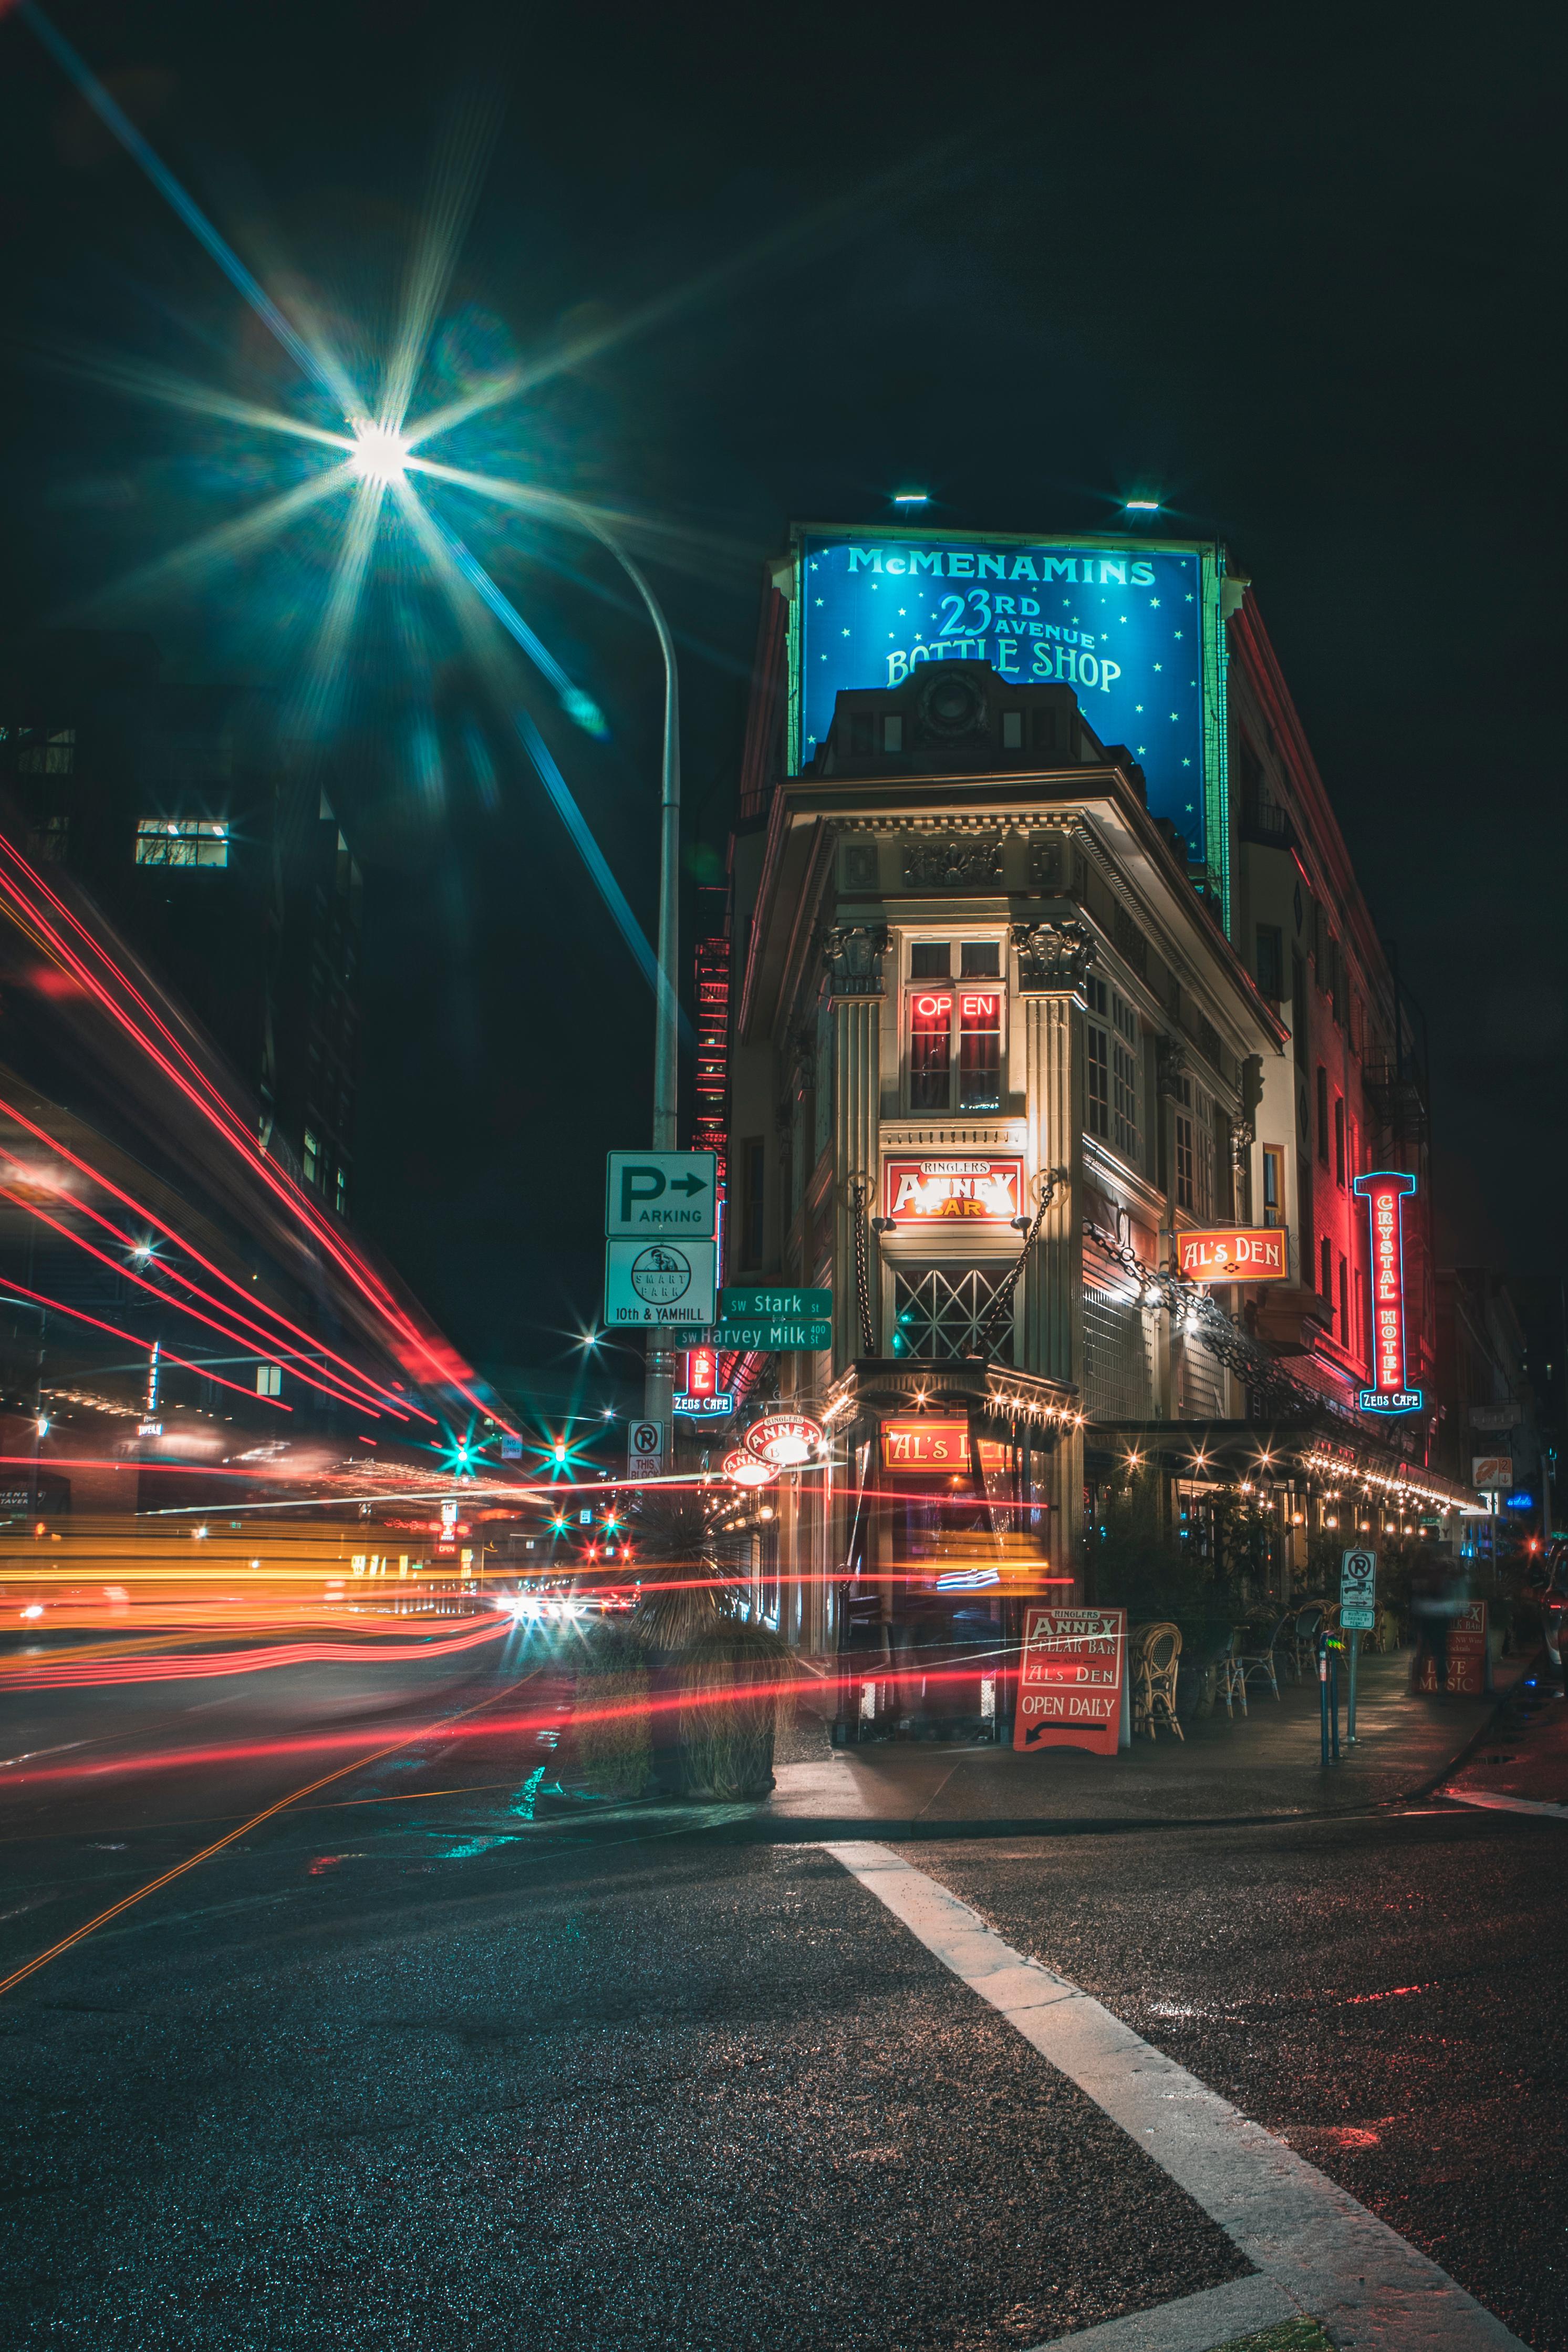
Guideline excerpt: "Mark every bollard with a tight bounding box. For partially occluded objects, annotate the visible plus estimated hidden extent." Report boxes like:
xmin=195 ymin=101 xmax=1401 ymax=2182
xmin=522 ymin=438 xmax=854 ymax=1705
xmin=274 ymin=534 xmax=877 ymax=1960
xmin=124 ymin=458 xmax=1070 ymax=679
xmin=1318 ymin=1631 xmax=1330 ymax=1767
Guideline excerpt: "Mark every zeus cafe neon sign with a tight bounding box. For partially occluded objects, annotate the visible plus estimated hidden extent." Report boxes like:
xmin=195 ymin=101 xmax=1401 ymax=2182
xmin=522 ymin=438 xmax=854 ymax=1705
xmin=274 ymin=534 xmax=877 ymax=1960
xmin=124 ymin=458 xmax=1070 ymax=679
xmin=1352 ymin=1170 xmax=1423 ymax=1415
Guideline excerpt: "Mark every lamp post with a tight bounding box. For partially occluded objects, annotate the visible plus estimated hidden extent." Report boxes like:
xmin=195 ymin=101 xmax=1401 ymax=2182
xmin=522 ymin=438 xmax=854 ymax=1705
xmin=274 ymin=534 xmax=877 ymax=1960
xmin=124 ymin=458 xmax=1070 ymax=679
xmin=357 ymin=437 xmax=686 ymax=1433
xmin=544 ymin=500 xmax=682 ymax=1431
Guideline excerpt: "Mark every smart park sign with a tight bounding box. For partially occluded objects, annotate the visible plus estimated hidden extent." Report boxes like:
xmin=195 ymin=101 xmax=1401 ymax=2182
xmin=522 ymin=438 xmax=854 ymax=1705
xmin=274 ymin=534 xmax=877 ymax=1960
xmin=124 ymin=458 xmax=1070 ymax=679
xmin=1352 ymin=1171 xmax=1423 ymax=1415
xmin=791 ymin=526 xmax=1229 ymax=867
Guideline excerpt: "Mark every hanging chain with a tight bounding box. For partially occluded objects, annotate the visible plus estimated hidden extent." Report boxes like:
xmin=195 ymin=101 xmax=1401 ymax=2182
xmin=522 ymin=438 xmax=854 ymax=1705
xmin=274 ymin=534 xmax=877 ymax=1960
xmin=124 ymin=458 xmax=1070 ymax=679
xmin=1082 ymin=1218 xmax=1366 ymax=1433
xmin=849 ymin=1176 xmax=875 ymax=1357
xmin=978 ymin=1166 xmax=1064 ymax=1352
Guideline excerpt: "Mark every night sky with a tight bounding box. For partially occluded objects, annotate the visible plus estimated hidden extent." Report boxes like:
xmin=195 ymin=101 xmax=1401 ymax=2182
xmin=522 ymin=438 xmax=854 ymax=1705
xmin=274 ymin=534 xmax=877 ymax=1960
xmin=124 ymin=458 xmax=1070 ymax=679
xmin=1 ymin=0 xmax=1562 ymax=1413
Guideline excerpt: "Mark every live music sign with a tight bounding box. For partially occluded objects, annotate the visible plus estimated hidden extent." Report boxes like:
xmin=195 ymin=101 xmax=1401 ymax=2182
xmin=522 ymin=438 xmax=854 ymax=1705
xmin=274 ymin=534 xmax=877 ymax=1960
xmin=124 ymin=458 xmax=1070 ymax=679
xmin=1177 ymin=1227 xmax=1288 ymax=1282
xmin=1014 ymin=1605 xmax=1127 ymax=1756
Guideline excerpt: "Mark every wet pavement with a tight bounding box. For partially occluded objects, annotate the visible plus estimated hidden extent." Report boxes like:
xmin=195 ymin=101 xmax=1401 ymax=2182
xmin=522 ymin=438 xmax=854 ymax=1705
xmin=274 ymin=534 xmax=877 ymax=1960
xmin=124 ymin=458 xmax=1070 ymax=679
xmin=767 ymin=1648 xmax=1525 ymax=1829
xmin=0 ymin=1642 xmax=1561 ymax=2350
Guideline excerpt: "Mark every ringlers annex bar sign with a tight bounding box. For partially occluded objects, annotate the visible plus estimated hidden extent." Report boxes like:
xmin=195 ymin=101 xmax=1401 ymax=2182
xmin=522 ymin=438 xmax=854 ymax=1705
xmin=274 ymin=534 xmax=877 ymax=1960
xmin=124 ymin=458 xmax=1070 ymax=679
xmin=788 ymin=523 xmax=1231 ymax=872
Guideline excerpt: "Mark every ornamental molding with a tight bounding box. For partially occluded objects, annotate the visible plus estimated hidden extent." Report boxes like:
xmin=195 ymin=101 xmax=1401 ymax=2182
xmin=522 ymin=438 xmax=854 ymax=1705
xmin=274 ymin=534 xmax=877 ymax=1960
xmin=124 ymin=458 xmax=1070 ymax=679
xmin=901 ymin=836 xmax=1005 ymax=888
xmin=1156 ymin=1033 xmax=1190 ymax=1100
xmin=836 ymin=814 xmax=1025 ymax=837
xmin=822 ymin=923 xmax=889 ymax=998
xmin=1012 ymin=916 xmax=1097 ymax=993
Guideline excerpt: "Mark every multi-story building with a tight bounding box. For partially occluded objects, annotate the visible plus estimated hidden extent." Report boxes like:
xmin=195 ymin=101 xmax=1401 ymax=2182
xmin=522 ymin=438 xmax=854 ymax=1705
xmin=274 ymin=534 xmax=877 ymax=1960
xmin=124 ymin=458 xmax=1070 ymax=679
xmin=0 ymin=630 xmax=361 ymax=1213
xmin=720 ymin=522 xmax=1474 ymax=1728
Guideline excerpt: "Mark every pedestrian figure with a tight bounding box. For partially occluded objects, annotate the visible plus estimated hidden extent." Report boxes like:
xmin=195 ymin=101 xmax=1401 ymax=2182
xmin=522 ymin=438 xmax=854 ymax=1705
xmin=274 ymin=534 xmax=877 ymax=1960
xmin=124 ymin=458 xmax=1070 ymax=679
xmin=1410 ymin=1549 xmax=1466 ymax=1693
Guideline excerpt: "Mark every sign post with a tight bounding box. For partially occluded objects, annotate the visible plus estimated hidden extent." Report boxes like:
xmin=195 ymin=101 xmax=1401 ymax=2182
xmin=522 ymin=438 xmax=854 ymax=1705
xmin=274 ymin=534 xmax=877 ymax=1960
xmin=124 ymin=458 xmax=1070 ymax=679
xmin=627 ymin=1419 xmax=665 ymax=1481
xmin=1339 ymin=1547 xmax=1377 ymax=1743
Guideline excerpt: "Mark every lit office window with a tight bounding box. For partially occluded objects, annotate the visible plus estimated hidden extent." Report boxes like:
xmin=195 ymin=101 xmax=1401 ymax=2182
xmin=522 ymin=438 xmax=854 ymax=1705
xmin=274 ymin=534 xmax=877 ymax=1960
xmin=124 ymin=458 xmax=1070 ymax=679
xmin=256 ymin=1364 xmax=283 ymax=1397
xmin=11 ymin=727 xmax=76 ymax=775
xmin=303 ymin=1128 xmax=320 ymax=1185
xmin=134 ymin=817 xmax=230 ymax=868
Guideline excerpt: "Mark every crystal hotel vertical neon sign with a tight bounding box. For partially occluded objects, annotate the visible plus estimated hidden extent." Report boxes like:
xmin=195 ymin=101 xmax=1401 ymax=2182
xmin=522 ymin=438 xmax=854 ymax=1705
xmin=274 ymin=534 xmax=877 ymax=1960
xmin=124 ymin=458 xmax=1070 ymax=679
xmin=1352 ymin=1170 xmax=1422 ymax=1414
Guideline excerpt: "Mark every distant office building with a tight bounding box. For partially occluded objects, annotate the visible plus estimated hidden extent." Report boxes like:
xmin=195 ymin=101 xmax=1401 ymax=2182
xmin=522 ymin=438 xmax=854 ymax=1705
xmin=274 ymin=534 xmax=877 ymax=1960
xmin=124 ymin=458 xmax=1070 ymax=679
xmin=0 ymin=631 xmax=361 ymax=1213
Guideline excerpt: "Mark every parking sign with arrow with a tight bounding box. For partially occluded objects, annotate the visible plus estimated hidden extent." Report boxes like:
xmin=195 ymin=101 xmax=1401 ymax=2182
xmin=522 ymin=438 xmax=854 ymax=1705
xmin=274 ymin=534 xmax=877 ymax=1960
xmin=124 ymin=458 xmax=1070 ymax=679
xmin=605 ymin=1152 xmax=718 ymax=1238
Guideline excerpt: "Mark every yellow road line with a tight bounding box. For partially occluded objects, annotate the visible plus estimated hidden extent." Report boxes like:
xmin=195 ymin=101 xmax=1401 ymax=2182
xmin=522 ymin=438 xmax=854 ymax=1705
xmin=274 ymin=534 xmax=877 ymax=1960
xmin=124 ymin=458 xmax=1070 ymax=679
xmin=0 ymin=1671 xmax=536 ymax=2000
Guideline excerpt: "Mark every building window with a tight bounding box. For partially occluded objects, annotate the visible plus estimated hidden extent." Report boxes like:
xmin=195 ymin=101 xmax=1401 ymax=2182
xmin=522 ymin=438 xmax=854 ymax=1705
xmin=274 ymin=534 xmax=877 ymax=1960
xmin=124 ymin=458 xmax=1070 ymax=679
xmin=28 ymin=814 xmax=69 ymax=864
xmin=1334 ymin=1095 xmax=1346 ymax=1187
xmin=1086 ymin=977 xmax=1139 ymax=1165
xmin=335 ymin=1167 xmax=348 ymax=1216
xmin=1320 ymin=1235 xmax=1333 ymax=1313
xmin=134 ymin=817 xmax=229 ymax=868
xmin=1316 ymin=1065 xmax=1329 ymax=1165
xmin=891 ymin=1265 xmax=1014 ymax=1363
xmin=906 ymin=947 xmax=1005 ymax=1113
xmin=1175 ymin=1110 xmax=1195 ymax=1211
xmin=303 ymin=1128 xmax=320 ymax=1186
xmin=909 ymin=988 xmax=953 ymax=1110
xmin=957 ymin=987 xmax=1002 ymax=1111
xmin=9 ymin=726 xmax=76 ymax=775
xmin=1338 ymin=1253 xmax=1349 ymax=1351
xmin=256 ymin=1364 xmax=283 ymax=1397
xmin=1255 ymin=924 xmax=1284 ymax=1001
xmin=1261 ymin=1144 xmax=1285 ymax=1230
xmin=1086 ymin=1024 xmax=1110 ymax=1139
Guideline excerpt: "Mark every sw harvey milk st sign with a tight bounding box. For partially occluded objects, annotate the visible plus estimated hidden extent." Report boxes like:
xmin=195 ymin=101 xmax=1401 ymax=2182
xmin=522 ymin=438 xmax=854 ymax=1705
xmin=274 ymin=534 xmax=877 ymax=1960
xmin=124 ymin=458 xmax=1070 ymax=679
xmin=792 ymin=526 xmax=1226 ymax=865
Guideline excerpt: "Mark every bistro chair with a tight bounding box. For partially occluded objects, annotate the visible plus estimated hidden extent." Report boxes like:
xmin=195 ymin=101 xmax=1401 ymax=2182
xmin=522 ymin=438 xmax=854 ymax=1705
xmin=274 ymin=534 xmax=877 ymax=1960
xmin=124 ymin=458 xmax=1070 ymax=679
xmin=1131 ymin=1620 xmax=1183 ymax=1742
xmin=1291 ymin=1602 xmax=1326 ymax=1682
xmin=1235 ymin=1612 xmax=1292 ymax=1701
xmin=1205 ymin=1626 xmax=1247 ymax=1718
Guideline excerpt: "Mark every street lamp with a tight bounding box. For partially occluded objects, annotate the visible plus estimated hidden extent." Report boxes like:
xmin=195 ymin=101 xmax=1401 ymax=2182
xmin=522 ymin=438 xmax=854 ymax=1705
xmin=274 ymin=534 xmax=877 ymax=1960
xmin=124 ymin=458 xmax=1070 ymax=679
xmin=534 ymin=495 xmax=681 ymax=1434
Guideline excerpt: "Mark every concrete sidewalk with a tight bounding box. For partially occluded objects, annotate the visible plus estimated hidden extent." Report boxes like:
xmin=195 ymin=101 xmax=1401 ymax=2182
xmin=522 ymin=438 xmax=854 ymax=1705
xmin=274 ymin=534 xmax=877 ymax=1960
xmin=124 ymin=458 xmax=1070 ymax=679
xmin=765 ymin=1645 xmax=1527 ymax=1833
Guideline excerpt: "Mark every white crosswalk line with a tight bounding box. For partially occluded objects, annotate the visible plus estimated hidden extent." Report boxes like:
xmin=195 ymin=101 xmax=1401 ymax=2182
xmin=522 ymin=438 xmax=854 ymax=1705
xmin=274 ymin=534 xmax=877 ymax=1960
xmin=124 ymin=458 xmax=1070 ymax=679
xmin=825 ymin=1841 xmax=1528 ymax=2352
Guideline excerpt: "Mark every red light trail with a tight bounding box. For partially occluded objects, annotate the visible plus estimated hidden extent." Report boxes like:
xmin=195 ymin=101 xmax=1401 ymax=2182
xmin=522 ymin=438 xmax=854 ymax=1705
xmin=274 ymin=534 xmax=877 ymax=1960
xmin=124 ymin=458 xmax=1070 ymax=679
xmin=0 ymin=1277 xmax=289 ymax=1412
xmin=0 ymin=842 xmax=511 ymax=1429
xmin=0 ymin=1089 xmax=431 ymax=1421
xmin=0 ymin=1667 xmax=542 ymax=2001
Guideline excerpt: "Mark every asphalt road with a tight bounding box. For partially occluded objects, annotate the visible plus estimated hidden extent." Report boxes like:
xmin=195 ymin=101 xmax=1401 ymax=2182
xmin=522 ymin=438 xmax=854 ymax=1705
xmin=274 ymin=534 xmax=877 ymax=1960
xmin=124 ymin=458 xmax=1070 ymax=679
xmin=0 ymin=1644 xmax=1562 ymax=2351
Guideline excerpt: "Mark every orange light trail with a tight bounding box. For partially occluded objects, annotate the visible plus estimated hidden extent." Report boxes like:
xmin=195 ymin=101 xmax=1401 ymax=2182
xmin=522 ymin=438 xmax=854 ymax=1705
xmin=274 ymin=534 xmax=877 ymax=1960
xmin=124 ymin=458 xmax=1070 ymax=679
xmin=0 ymin=1614 xmax=512 ymax=1688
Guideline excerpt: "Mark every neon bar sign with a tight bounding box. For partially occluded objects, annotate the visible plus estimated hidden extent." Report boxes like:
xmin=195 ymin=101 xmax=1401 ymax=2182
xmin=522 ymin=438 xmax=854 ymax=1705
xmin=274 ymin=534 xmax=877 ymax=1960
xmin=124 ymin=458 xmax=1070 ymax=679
xmin=1352 ymin=1170 xmax=1422 ymax=1415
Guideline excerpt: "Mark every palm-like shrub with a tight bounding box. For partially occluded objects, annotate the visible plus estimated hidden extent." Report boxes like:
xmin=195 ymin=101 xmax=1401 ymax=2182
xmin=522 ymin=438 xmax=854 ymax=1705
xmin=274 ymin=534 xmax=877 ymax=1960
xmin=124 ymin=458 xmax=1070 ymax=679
xmin=628 ymin=1491 xmax=741 ymax=1653
xmin=565 ymin=1620 xmax=653 ymax=1799
xmin=678 ymin=1617 xmax=792 ymax=1799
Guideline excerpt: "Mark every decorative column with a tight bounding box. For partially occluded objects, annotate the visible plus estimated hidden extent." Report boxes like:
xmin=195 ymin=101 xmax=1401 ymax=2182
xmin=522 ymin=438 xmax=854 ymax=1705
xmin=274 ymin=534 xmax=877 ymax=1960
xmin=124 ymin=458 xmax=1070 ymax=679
xmin=824 ymin=925 xmax=887 ymax=1369
xmin=1154 ymin=1033 xmax=1189 ymax=1425
xmin=1013 ymin=918 xmax=1093 ymax=1587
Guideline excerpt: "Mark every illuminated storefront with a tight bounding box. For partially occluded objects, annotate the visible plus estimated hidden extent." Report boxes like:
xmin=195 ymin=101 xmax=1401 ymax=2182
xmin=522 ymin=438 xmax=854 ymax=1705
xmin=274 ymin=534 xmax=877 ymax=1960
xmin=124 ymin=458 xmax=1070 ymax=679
xmin=720 ymin=521 xmax=1466 ymax=1723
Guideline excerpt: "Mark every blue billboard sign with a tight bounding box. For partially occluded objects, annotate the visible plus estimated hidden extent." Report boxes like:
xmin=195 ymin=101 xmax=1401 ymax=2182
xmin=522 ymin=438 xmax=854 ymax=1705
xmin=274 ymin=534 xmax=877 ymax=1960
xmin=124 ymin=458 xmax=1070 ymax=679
xmin=791 ymin=527 xmax=1226 ymax=869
